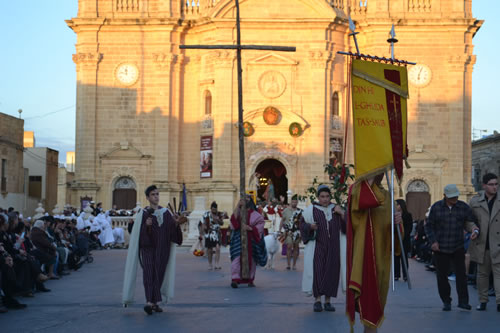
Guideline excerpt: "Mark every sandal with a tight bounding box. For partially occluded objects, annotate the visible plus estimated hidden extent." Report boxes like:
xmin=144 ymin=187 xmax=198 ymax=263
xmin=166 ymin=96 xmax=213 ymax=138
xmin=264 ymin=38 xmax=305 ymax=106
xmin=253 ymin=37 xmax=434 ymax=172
xmin=313 ymin=301 xmax=323 ymax=312
xmin=152 ymin=304 xmax=163 ymax=313
xmin=324 ymin=302 xmax=336 ymax=312
xmin=144 ymin=304 xmax=153 ymax=315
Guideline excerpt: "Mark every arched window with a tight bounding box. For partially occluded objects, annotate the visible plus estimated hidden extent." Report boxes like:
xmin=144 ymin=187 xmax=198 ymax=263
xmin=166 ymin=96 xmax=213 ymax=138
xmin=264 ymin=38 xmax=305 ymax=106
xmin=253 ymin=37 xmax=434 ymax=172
xmin=331 ymin=92 xmax=340 ymax=129
xmin=204 ymin=90 xmax=212 ymax=116
xmin=331 ymin=92 xmax=339 ymax=116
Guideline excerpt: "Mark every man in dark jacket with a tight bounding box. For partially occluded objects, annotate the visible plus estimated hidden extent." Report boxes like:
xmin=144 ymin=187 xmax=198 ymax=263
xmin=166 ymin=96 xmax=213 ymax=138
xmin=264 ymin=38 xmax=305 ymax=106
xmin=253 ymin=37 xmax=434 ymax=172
xmin=425 ymin=184 xmax=479 ymax=311
xmin=31 ymin=220 xmax=58 ymax=279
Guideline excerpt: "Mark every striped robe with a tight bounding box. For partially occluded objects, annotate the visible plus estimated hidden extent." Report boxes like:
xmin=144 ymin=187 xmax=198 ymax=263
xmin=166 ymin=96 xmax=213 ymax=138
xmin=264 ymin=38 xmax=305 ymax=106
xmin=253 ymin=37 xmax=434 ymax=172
xmin=300 ymin=203 xmax=346 ymax=298
xmin=139 ymin=208 xmax=183 ymax=303
xmin=229 ymin=210 xmax=265 ymax=284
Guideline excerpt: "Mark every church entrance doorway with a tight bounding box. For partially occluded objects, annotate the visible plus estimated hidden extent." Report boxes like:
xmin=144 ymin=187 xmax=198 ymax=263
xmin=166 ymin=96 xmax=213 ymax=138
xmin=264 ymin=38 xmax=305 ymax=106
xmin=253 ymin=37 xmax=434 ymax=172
xmin=255 ymin=159 xmax=288 ymax=203
xmin=406 ymin=180 xmax=431 ymax=222
xmin=112 ymin=177 xmax=137 ymax=210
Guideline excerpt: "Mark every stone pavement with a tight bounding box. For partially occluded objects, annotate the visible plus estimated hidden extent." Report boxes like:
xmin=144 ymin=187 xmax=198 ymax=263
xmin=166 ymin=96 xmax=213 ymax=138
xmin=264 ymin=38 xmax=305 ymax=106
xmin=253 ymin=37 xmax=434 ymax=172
xmin=1 ymin=248 xmax=499 ymax=333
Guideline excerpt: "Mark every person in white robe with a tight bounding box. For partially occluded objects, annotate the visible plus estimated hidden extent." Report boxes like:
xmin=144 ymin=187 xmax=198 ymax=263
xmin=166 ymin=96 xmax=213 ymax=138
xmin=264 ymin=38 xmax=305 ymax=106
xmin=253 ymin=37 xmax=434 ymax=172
xmin=96 ymin=213 xmax=115 ymax=248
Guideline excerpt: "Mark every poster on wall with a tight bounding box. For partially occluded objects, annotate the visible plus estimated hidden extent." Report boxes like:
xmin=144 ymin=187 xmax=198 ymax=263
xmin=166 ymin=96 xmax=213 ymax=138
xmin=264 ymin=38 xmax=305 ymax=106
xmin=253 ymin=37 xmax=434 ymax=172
xmin=200 ymin=136 xmax=213 ymax=178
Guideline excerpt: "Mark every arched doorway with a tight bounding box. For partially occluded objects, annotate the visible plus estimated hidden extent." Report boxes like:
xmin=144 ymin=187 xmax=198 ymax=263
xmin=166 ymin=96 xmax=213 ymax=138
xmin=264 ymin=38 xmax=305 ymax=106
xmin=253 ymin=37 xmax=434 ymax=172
xmin=113 ymin=177 xmax=137 ymax=210
xmin=406 ymin=180 xmax=431 ymax=221
xmin=255 ymin=159 xmax=288 ymax=203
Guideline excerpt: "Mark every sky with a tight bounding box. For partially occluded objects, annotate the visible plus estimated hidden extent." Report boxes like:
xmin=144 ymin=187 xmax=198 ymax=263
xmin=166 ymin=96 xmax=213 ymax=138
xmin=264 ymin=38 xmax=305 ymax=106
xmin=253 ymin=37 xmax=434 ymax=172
xmin=0 ymin=2 xmax=498 ymax=164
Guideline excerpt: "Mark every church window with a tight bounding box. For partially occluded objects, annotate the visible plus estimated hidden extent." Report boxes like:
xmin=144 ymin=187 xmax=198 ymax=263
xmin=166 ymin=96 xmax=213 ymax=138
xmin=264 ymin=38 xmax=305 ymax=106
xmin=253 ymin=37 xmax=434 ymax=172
xmin=331 ymin=92 xmax=339 ymax=116
xmin=1 ymin=159 xmax=6 ymax=192
xmin=331 ymin=92 xmax=341 ymax=130
xmin=204 ymin=90 xmax=212 ymax=116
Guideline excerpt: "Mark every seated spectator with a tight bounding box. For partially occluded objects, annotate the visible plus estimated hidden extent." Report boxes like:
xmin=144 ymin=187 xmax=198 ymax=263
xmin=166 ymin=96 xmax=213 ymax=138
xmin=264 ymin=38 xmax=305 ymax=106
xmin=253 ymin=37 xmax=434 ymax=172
xmin=0 ymin=213 xmax=27 ymax=311
xmin=31 ymin=220 xmax=59 ymax=280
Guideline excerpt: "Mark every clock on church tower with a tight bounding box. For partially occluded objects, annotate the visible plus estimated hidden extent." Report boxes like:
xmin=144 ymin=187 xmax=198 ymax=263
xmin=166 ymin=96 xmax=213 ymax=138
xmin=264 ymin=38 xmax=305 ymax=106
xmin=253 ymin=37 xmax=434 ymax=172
xmin=115 ymin=63 xmax=139 ymax=86
xmin=408 ymin=64 xmax=432 ymax=87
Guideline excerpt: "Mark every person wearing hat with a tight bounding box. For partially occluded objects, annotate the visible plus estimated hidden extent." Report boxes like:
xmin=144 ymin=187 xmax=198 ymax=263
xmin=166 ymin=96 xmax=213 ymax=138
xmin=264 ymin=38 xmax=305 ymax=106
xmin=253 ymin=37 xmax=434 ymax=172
xmin=468 ymin=173 xmax=500 ymax=312
xmin=300 ymin=184 xmax=346 ymax=312
xmin=425 ymin=184 xmax=479 ymax=311
xmin=280 ymin=194 xmax=303 ymax=270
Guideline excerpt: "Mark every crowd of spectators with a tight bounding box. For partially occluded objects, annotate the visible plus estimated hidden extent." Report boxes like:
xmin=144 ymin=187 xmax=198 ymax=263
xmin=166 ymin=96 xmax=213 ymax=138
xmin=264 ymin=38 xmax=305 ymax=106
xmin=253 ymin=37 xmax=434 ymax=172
xmin=0 ymin=203 xmax=127 ymax=314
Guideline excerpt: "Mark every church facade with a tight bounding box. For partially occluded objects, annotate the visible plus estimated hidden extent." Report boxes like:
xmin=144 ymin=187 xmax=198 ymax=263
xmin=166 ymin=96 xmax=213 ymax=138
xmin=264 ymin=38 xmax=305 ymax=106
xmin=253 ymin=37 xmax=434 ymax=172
xmin=67 ymin=0 xmax=481 ymax=218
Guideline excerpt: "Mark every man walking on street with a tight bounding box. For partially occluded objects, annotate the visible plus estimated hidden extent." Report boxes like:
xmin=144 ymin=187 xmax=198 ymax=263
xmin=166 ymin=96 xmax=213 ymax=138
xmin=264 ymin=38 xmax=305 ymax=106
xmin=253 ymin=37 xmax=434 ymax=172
xmin=122 ymin=185 xmax=187 ymax=315
xmin=425 ymin=184 xmax=479 ymax=311
xmin=469 ymin=173 xmax=500 ymax=312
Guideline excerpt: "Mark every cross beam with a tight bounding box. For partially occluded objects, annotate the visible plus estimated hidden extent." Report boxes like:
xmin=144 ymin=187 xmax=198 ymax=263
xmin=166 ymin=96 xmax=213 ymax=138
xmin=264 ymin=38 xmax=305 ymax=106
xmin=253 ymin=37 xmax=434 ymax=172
xmin=180 ymin=45 xmax=296 ymax=51
xmin=179 ymin=0 xmax=295 ymax=279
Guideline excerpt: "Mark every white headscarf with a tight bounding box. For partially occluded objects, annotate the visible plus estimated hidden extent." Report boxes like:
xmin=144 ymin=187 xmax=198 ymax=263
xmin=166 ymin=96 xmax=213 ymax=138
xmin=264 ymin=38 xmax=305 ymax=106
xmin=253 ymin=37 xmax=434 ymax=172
xmin=33 ymin=220 xmax=45 ymax=229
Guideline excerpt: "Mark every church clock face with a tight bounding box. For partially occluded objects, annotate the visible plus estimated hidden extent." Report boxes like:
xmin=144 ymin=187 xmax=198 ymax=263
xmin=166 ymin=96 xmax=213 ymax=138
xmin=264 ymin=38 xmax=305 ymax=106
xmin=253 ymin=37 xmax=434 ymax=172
xmin=115 ymin=63 xmax=139 ymax=86
xmin=408 ymin=64 xmax=432 ymax=87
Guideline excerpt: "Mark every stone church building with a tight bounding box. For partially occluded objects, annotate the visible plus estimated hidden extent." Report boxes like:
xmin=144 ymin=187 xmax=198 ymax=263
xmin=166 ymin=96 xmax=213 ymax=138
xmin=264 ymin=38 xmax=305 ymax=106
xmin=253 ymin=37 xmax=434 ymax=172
xmin=67 ymin=0 xmax=481 ymax=220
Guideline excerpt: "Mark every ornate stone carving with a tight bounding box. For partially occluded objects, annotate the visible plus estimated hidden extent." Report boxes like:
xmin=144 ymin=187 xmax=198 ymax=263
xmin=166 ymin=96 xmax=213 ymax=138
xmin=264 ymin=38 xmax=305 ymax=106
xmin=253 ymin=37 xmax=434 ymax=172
xmin=247 ymin=141 xmax=298 ymax=166
xmin=115 ymin=176 xmax=136 ymax=189
xmin=258 ymin=71 xmax=287 ymax=99
xmin=152 ymin=52 xmax=177 ymax=70
xmin=309 ymin=51 xmax=333 ymax=69
xmin=213 ymin=50 xmax=233 ymax=66
xmin=72 ymin=53 xmax=103 ymax=68
xmin=201 ymin=115 xmax=213 ymax=129
xmin=407 ymin=179 xmax=430 ymax=193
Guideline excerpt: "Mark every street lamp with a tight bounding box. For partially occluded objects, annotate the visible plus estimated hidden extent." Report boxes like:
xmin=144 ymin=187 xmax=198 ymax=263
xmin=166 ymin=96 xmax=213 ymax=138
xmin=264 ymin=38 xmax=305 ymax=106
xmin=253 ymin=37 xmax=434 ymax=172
xmin=18 ymin=108 xmax=22 ymax=119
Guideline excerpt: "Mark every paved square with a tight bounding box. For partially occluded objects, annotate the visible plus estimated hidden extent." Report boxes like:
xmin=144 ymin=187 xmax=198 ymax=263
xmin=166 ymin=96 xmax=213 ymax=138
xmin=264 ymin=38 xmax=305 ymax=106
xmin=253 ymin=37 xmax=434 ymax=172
xmin=2 ymin=248 xmax=498 ymax=333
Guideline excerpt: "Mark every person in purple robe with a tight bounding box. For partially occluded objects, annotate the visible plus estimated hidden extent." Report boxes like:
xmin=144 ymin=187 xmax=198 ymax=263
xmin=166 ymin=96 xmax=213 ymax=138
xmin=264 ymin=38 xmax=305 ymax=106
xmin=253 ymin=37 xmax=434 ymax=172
xmin=122 ymin=185 xmax=187 ymax=315
xmin=300 ymin=184 xmax=346 ymax=312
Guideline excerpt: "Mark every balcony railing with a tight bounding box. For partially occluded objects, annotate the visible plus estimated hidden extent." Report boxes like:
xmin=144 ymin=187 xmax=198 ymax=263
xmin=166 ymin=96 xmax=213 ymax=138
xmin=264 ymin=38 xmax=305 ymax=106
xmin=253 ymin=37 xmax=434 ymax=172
xmin=408 ymin=0 xmax=432 ymax=12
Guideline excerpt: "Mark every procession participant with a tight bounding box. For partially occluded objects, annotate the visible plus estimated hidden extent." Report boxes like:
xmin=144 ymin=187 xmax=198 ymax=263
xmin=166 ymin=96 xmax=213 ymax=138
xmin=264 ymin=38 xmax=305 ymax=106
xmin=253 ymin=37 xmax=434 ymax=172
xmin=202 ymin=201 xmax=227 ymax=270
xmin=264 ymin=200 xmax=279 ymax=232
xmin=122 ymin=185 xmax=187 ymax=315
xmin=300 ymin=185 xmax=346 ymax=312
xmin=229 ymin=196 xmax=266 ymax=288
xmin=425 ymin=184 xmax=478 ymax=312
xmin=280 ymin=195 xmax=303 ymax=270
xmin=95 ymin=212 xmax=114 ymax=249
xmin=110 ymin=211 xmax=126 ymax=248
xmin=469 ymin=173 xmax=500 ymax=312
xmin=346 ymin=174 xmax=402 ymax=333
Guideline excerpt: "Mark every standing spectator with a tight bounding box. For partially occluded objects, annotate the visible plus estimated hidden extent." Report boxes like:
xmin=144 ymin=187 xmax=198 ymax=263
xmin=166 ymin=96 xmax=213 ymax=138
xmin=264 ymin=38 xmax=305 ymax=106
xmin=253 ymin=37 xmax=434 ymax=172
xmin=468 ymin=173 xmax=500 ymax=311
xmin=425 ymin=184 xmax=479 ymax=311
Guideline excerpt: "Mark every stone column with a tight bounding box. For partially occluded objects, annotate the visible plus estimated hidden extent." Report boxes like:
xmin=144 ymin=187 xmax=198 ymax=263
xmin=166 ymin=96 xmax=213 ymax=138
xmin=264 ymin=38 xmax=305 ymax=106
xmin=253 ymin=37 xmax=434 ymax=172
xmin=187 ymin=196 xmax=206 ymax=242
xmin=71 ymin=51 xmax=102 ymax=200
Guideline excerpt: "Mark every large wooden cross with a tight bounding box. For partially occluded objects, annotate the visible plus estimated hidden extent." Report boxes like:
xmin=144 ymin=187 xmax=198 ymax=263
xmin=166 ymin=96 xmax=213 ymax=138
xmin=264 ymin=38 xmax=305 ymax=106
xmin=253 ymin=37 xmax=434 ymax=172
xmin=180 ymin=0 xmax=295 ymax=279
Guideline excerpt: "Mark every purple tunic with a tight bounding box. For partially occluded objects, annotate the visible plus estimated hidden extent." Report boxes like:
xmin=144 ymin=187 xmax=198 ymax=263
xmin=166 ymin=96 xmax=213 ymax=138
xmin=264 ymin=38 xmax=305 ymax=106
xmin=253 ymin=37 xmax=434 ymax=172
xmin=139 ymin=208 xmax=183 ymax=303
xmin=300 ymin=205 xmax=346 ymax=298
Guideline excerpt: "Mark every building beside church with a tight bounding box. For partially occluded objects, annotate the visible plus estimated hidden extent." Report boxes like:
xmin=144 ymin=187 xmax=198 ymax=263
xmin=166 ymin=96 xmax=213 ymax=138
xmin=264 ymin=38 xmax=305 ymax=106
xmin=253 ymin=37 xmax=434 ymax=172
xmin=66 ymin=0 xmax=481 ymax=220
xmin=472 ymin=131 xmax=500 ymax=191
